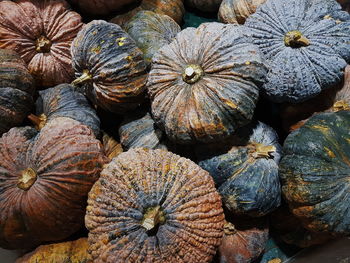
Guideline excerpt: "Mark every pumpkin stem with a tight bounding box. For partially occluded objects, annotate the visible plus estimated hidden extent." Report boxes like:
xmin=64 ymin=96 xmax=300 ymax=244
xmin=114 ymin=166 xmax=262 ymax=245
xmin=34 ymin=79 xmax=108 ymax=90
xmin=182 ymin=64 xmax=204 ymax=84
xmin=332 ymin=100 xmax=350 ymax=112
xmin=284 ymin=31 xmax=310 ymax=48
xmin=251 ymin=143 xmax=276 ymax=159
xmin=142 ymin=206 xmax=165 ymax=231
xmin=36 ymin=36 xmax=52 ymax=53
xmin=28 ymin=114 xmax=47 ymax=130
xmin=224 ymin=222 xmax=237 ymax=235
xmin=71 ymin=70 xmax=93 ymax=86
xmin=18 ymin=168 xmax=37 ymax=191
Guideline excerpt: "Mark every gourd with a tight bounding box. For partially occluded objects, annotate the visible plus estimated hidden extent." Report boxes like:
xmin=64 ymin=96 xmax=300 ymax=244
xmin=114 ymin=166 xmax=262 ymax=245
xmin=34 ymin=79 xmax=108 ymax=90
xmin=0 ymin=49 xmax=35 ymax=136
xmin=71 ymin=20 xmax=148 ymax=114
xmin=86 ymin=148 xmax=224 ymax=263
xmin=102 ymin=132 xmax=123 ymax=160
xmin=185 ymin=0 xmax=223 ymax=13
xmin=147 ymin=22 xmax=267 ymax=144
xmin=68 ymin=0 xmax=138 ymax=16
xmin=0 ymin=0 xmax=83 ymax=87
xmin=245 ymin=0 xmax=350 ymax=102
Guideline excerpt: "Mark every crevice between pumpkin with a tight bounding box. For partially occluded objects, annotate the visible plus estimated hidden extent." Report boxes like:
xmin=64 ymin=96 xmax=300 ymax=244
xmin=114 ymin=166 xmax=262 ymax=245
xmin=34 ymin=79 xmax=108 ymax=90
xmin=18 ymin=168 xmax=37 ymax=191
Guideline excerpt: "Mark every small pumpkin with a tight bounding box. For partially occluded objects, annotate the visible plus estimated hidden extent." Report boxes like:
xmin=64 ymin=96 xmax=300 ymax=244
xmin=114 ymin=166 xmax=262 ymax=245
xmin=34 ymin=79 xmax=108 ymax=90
xmin=245 ymin=0 xmax=350 ymax=102
xmin=185 ymin=0 xmax=223 ymax=13
xmin=68 ymin=0 xmax=138 ymax=16
xmin=0 ymin=0 xmax=83 ymax=88
xmin=280 ymin=110 xmax=350 ymax=235
xmin=0 ymin=49 xmax=35 ymax=136
xmin=147 ymin=22 xmax=267 ymax=144
xmin=0 ymin=117 xmax=108 ymax=249
xmin=102 ymin=132 xmax=123 ymax=160
xmin=86 ymin=148 xmax=225 ymax=263
xmin=71 ymin=20 xmax=148 ymax=114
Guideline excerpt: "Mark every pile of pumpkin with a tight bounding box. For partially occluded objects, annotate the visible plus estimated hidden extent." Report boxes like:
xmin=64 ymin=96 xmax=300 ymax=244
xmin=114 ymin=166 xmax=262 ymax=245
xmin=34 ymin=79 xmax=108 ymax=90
xmin=0 ymin=0 xmax=349 ymax=262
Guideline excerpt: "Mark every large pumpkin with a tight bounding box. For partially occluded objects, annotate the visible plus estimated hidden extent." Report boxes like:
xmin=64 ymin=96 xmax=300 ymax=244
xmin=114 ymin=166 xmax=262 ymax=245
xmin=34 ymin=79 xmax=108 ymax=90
xmin=0 ymin=0 xmax=83 ymax=88
xmin=68 ymin=0 xmax=138 ymax=16
xmin=280 ymin=110 xmax=350 ymax=235
xmin=245 ymin=0 xmax=350 ymax=102
xmin=0 ymin=117 xmax=108 ymax=249
xmin=86 ymin=148 xmax=225 ymax=262
xmin=71 ymin=20 xmax=148 ymax=114
xmin=147 ymin=22 xmax=267 ymax=144
xmin=0 ymin=49 xmax=35 ymax=136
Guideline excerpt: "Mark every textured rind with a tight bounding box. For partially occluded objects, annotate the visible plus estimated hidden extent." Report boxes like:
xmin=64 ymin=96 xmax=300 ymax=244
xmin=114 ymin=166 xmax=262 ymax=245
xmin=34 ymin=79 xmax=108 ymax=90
xmin=71 ymin=20 xmax=148 ymax=114
xmin=185 ymin=0 xmax=223 ymax=12
xmin=68 ymin=0 xmax=138 ymax=16
xmin=0 ymin=117 xmax=108 ymax=249
xmin=86 ymin=148 xmax=225 ymax=263
xmin=280 ymin=111 xmax=350 ymax=235
xmin=0 ymin=49 xmax=35 ymax=136
xmin=15 ymin=238 xmax=89 ymax=263
xmin=125 ymin=11 xmax=181 ymax=65
xmin=199 ymin=122 xmax=282 ymax=217
xmin=148 ymin=22 xmax=266 ymax=144
xmin=0 ymin=0 xmax=83 ymax=88
xmin=245 ymin=0 xmax=350 ymax=102
xmin=38 ymin=84 xmax=100 ymax=137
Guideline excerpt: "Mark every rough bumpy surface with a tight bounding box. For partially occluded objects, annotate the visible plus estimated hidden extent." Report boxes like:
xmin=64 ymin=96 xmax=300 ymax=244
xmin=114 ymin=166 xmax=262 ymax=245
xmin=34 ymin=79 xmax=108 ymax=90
xmin=245 ymin=0 xmax=350 ymax=102
xmin=0 ymin=0 xmax=83 ymax=87
xmin=280 ymin=111 xmax=350 ymax=235
xmin=0 ymin=49 xmax=35 ymax=136
xmin=68 ymin=0 xmax=138 ymax=16
xmin=148 ymin=22 xmax=266 ymax=144
xmin=86 ymin=148 xmax=224 ymax=263
xmin=199 ymin=122 xmax=282 ymax=217
xmin=185 ymin=0 xmax=223 ymax=12
xmin=0 ymin=117 xmax=108 ymax=249
xmin=219 ymin=0 xmax=266 ymax=24
xmin=71 ymin=20 xmax=148 ymax=113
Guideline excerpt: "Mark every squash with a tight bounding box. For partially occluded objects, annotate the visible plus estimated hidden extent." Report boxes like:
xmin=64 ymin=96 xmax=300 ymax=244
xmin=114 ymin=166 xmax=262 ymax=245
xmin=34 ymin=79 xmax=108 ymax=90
xmin=185 ymin=0 xmax=223 ymax=13
xmin=0 ymin=49 xmax=35 ymax=136
xmin=86 ymin=148 xmax=224 ymax=263
xmin=147 ymin=22 xmax=267 ymax=144
xmin=280 ymin=110 xmax=350 ymax=235
xmin=245 ymin=0 xmax=350 ymax=103
xmin=71 ymin=20 xmax=148 ymax=114
xmin=102 ymin=132 xmax=123 ymax=160
xmin=0 ymin=0 xmax=83 ymax=88
xmin=337 ymin=0 xmax=350 ymax=12
xmin=0 ymin=117 xmax=108 ymax=249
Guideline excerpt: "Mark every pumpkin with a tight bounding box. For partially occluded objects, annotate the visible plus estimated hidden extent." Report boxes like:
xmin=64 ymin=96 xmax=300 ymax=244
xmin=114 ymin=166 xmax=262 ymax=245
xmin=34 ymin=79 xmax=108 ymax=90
xmin=245 ymin=0 xmax=350 ymax=103
xmin=0 ymin=117 xmax=108 ymax=249
xmin=16 ymin=238 xmax=88 ymax=263
xmin=86 ymin=148 xmax=225 ymax=263
xmin=198 ymin=122 xmax=282 ymax=217
xmin=0 ymin=0 xmax=83 ymax=88
xmin=280 ymin=110 xmax=350 ymax=235
xmin=125 ymin=11 xmax=181 ymax=65
xmin=0 ymin=49 xmax=35 ymax=136
xmin=185 ymin=0 xmax=223 ymax=13
xmin=218 ymin=0 xmax=266 ymax=24
xmin=68 ymin=0 xmax=138 ymax=16
xmin=102 ymin=132 xmax=123 ymax=160
xmin=147 ymin=22 xmax=267 ymax=144
xmin=71 ymin=20 xmax=148 ymax=114
xmin=110 ymin=0 xmax=185 ymax=28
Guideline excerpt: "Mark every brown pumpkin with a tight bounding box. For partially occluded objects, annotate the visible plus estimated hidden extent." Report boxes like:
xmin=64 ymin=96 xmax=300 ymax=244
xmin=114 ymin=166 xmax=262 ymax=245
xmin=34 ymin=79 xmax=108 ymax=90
xmin=0 ymin=0 xmax=83 ymax=88
xmin=102 ymin=132 xmax=123 ymax=160
xmin=68 ymin=0 xmax=138 ymax=16
xmin=185 ymin=0 xmax=223 ymax=13
xmin=0 ymin=117 xmax=108 ymax=249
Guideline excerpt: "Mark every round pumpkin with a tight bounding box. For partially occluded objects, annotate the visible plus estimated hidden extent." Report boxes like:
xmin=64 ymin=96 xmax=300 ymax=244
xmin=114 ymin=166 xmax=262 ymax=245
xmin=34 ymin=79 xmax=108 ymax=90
xmin=185 ymin=0 xmax=223 ymax=13
xmin=0 ymin=117 xmax=108 ymax=249
xmin=147 ymin=22 xmax=267 ymax=144
xmin=68 ymin=0 xmax=138 ymax=16
xmin=86 ymin=148 xmax=225 ymax=263
xmin=0 ymin=0 xmax=83 ymax=88
xmin=245 ymin=0 xmax=350 ymax=103
xmin=0 ymin=49 xmax=35 ymax=136
xmin=71 ymin=20 xmax=148 ymax=114
xmin=280 ymin=110 xmax=350 ymax=235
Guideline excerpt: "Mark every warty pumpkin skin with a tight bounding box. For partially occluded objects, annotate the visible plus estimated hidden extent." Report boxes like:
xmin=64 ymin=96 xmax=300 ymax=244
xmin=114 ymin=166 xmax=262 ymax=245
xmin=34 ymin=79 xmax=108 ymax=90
xmin=280 ymin=111 xmax=350 ymax=235
xmin=0 ymin=0 xmax=83 ymax=88
xmin=86 ymin=148 xmax=225 ymax=263
xmin=147 ymin=22 xmax=267 ymax=144
xmin=0 ymin=49 xmax=35 ymax=136
xmin=0 ymin=117 xmax=108 ymax=249
xmin=245 ymin=0 xmax=350 ymax=103
xmin=71 ymin=20 xmax=148 ymax=114
xmin=185 ymin=0 xmax=223 ymax=13
xmin=68 ymin=0 xmax=138 ymax=16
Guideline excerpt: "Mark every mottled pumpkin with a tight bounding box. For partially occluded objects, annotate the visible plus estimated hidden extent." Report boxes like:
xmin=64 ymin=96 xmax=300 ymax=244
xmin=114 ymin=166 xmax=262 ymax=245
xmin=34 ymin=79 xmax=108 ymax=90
xmin=71 ymin=20 xmax=148 ymax=114
xmin=0 ymin=49 xmax=35 ymax=136
xmin=0 ymin=117 xmax=108 ymax=249
xmin=245 ymin=0 xmax=350 ymax=102
xmin=86 ymin=148 xmax=224 ymax=263
xmin=280 ymin=111 xmax=350 ymax=235
xmin=16 ymin=238 xmax=88 ymax=263
xmin=68 ymin=0 xmax=138 ymax=16
xmin=218 ymin=0 xmax=266 ymax=24
xmin=102 ymin=132 xmax=123 ymax=160
xmin=125 ymin=11 xmax=181 ymax=65
xmin=185 ymin=0 xmax=223 ymax=13
xmin=148 ymin=22 xmax=267 ymax=144
xmin=0 ymin=0 xmax=83 ymax=88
